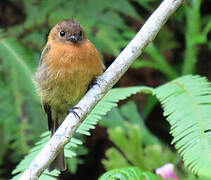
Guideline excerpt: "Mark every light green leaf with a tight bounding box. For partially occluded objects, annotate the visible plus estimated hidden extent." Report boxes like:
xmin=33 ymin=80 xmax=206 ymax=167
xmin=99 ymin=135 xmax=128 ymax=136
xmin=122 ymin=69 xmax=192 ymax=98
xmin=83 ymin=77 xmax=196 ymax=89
xmin=154 ymin=75 xmax=211 ymax=178
xmin=98 ymin=167 xmax=162 ymax=180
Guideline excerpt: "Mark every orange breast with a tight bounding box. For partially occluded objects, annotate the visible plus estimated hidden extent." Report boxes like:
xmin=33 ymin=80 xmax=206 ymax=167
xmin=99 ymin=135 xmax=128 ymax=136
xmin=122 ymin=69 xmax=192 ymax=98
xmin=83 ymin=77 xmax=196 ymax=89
xmin=39 ymin=40 xmax=104 ymax=110
xmin=47 ymin=40 xmax=103 ymax=79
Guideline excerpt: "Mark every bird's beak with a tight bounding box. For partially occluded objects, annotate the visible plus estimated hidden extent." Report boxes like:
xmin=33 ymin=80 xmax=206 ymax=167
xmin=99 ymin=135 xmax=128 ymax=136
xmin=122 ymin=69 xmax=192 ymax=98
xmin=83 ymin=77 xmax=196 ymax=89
xmin=68 ymin=35 xmax=81 ymax=43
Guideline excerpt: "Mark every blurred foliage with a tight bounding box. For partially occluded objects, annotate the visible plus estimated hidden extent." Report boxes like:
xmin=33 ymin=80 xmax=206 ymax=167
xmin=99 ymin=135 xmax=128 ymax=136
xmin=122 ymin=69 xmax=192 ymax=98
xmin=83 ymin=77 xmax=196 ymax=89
xmin=98 ymin=166 xmax=163 ymax=180
xmin=0 ymin=0 xmax=211 ymax=179
xmin=101 ymin=102 xmax=177 ymax=172
xmin=0 ymin=37 xmax=45 ymax=170
xmin=131 ymin=0 xmax=211 ymax=77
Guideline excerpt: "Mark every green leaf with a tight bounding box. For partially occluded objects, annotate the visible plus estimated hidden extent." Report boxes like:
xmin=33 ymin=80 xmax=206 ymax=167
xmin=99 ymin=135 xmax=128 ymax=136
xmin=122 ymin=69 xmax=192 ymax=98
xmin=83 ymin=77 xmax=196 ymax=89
xmin=144 ymin=43 xmax=178 ymax=80
xmin=98 ymin=167 xmax=163 ymax=180
xmin=102 ymin=148 xmax=130 ymax=170
xmin=102 ymin=123 xmax=176 ymax=171
xmin=103 ymin=0 xmax=141 ymax=20
xmin=11 ymin=132 xmax=60 ymax=180
xmin=132 ymin=0 xmax=157 ymax=11
xmin=154 ymin=75 xmax=211 ymax=178
xmin=0 ymin=37 xmax=39 ymax=101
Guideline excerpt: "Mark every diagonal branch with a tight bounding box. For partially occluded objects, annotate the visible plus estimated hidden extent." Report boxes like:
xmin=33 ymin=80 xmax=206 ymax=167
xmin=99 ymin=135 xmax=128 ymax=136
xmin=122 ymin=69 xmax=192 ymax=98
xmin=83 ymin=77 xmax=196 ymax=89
xmin=20 ymin=0 xmax=184 ymax=179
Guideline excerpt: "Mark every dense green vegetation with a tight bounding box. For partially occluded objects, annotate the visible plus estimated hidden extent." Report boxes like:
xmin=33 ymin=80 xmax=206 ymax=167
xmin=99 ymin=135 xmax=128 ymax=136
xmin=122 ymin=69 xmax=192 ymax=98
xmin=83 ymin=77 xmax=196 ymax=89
xmin=0 ymin=0 xmax=210 ymax=179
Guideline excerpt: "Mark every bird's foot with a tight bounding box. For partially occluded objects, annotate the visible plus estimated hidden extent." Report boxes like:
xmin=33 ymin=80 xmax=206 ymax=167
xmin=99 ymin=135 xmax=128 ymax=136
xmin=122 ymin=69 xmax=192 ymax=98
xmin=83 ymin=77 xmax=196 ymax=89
xmin=68 ymin=106 xmax=81 ymax=119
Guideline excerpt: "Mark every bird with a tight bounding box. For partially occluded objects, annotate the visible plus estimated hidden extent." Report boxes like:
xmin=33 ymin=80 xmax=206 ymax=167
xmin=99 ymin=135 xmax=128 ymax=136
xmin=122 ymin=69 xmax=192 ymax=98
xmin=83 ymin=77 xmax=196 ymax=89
xmin=33 ymin=19 xmax=104 ymax=171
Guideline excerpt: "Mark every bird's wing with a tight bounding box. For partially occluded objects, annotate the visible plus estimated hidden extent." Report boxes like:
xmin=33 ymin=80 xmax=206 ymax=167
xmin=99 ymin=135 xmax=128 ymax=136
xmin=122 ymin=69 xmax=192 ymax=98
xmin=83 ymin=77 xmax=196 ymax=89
xmin=42 ymin=100 xmax=52 ymax=131
xmin=39 ymin=44 xmax=51 ymax=66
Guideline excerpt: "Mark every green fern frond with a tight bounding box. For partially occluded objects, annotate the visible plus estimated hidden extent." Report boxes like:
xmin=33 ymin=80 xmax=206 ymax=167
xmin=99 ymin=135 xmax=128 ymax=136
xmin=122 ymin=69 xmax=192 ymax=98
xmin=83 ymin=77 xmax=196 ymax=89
xmin=11 ymin=132 xmax=60 ymax=180
xmin=76 ymin=86 xmax=153 ymax=136
xmin=98 ymin=167 xmax=162 ymax=180
xmin=154 ymin=75 xmax=211 ymax=178
xmin=0 ymin=38 xmax=31 ymax=75
xmin=0 ymin=38 xmax=40 ymax=164
xmin=0 ymin=37 xmax=38 ymax=101
xmin=12 ymin=86 xmax=153 ymax=178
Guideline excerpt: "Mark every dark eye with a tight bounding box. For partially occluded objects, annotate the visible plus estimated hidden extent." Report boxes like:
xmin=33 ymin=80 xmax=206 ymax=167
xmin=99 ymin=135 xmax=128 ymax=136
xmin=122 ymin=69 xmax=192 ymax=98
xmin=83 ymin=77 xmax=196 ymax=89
xmin=60 ymin=31 xmax=65 ymax=37
xmin=79 ymin=30 xmax=82 ymax=37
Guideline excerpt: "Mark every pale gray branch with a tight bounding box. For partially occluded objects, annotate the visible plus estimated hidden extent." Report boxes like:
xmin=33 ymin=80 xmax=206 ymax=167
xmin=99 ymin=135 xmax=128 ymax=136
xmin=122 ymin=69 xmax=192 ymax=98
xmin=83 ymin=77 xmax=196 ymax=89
xmin=20 ymin=0 xmax=184 ymax=179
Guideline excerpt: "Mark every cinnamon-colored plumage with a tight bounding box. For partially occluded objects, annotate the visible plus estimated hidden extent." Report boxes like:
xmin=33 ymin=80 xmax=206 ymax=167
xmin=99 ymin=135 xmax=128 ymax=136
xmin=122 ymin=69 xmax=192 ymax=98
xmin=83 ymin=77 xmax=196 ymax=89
xmin=34 ymin=19 xmax=104 ymax=171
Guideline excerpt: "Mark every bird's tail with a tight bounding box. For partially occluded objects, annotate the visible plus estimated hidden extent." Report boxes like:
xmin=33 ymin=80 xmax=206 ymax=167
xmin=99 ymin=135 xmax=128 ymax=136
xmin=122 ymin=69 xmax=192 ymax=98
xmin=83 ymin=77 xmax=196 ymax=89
xmin=48 ymin=111 xmax=67 ymax=172
xmin=48 ymin=150 xmax=65 ymax=172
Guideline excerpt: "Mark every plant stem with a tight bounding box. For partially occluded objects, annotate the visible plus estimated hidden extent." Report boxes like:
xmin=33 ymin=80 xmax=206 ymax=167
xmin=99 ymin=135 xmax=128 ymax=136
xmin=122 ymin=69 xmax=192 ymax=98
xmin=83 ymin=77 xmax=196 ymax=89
xmin=182 ymin=0 xmax=201 ymax=75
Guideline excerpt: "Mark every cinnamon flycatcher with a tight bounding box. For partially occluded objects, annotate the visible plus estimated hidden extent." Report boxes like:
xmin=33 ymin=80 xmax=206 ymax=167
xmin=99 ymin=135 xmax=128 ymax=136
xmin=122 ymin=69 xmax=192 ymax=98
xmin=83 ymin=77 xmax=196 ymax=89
xmin=34 ymin=19 xmax=104 ymax=171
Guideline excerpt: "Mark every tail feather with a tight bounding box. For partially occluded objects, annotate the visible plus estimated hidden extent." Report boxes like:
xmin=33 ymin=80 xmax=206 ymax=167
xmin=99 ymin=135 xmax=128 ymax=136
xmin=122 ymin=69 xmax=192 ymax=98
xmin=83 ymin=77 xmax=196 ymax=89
xmin=48 ymin=150 xmax=66 ymax=172
xmin=47 ymin=110 xmax=67 ymax=172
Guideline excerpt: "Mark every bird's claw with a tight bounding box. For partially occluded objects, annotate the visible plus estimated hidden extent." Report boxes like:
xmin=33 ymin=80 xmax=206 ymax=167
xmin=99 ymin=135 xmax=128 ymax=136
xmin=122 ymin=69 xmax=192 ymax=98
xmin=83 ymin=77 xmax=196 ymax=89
xmin=68 ymin=106 xmax=81 ymax=119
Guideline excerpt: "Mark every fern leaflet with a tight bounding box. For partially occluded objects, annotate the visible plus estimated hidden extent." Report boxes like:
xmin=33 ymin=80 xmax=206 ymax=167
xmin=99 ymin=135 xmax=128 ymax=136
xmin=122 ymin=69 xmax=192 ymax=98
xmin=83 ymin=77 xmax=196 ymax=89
xmin=154 ymin=75 xmax=211 ymax=178
xmin=98 ymin=166 xmax=162 ymax=180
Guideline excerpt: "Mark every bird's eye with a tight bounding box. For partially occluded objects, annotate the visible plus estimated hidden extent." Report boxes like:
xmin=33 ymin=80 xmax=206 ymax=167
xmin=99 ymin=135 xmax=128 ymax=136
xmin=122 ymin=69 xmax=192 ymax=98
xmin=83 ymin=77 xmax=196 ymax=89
xmin=60 ymin=31 xmax=65 ymax=37
xmin=79 ymin=30 xmax=82 ymax=37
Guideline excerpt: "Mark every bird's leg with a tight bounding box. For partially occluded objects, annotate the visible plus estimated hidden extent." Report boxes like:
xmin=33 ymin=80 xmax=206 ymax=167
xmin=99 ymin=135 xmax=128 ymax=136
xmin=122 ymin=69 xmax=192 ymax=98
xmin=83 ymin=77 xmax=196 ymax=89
xmin=67 ymin=104 xmax=81 ymax=119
